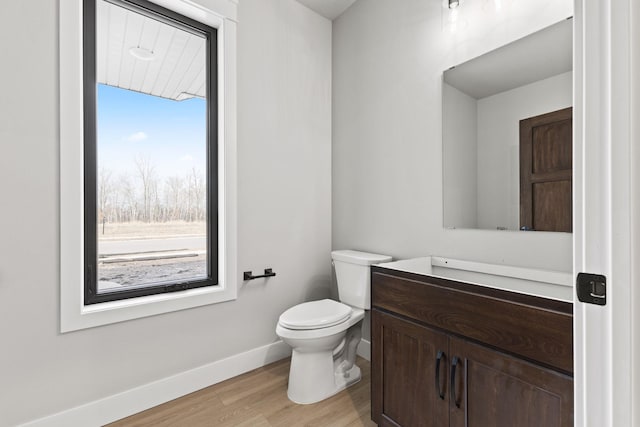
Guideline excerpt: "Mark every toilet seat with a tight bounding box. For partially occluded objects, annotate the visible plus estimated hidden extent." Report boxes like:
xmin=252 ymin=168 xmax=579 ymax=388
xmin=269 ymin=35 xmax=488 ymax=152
xmin=279 ymin=299 xmax=352 ymax=330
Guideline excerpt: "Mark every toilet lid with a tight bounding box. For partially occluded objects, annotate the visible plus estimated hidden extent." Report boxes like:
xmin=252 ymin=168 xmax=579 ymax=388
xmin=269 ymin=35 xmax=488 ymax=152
xmin=279 ymin=299 xmax=352 ymax=330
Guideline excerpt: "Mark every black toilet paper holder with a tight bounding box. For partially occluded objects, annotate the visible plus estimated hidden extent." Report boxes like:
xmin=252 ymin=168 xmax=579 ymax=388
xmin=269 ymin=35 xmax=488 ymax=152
xmin=244 ymin=268 xmax=276 ymax=281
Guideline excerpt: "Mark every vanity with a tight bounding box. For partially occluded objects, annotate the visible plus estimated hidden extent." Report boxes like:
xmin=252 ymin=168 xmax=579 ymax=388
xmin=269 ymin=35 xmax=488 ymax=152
xmin=370 ymin=257 xmax=573 ymax=427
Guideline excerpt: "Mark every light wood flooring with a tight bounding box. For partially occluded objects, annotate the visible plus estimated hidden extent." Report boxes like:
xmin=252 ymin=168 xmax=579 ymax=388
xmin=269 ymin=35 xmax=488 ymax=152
xmin=108 ymin=357 xmax=376 ymax=427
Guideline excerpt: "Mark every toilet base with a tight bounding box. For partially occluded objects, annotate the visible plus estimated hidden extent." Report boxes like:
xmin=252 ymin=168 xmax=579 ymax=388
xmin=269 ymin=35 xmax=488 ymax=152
xmin=334 ymin=363 xmax=361 ymax=392
xmin=287 ymin=357 xmax=362 ymax=405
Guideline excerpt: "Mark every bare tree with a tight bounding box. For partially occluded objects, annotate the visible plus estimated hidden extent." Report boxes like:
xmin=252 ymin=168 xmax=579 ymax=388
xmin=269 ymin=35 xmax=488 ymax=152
xmin=151 ymin=178 xmax=160 ymax=222
xmin=165 ymin=176 xmax=185 ymax=220
xmin=192 ymin=168 xmax=206 ymax=221
xmin=96 ymin=161 xmax=207 ymax=224
xmin=117 ymin=174 xmax=137 ymax=222
xmin=185 ymin=167 xmax=206 ymax=221
xmin=98 ymin=167 xmax=113 ymax=222
xmin=134 ymin=155 xmax=157 ymax=222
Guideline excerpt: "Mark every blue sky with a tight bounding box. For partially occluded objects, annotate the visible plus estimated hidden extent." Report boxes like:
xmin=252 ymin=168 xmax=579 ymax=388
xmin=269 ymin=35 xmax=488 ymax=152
xmin=97 ymin=84 xmax=206 ymax=179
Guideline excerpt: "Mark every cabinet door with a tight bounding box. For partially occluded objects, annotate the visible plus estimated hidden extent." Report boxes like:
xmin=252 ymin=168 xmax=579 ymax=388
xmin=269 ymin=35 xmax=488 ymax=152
xmin=449 ymin=337 xmax=573 ymax=427
xmin=372 ymin=310 xmax=449 ymax=427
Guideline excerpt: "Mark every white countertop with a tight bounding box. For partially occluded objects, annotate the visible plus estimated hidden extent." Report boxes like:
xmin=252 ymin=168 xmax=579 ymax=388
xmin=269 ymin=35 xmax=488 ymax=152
xmin=375 ymin=256 xmax=574 ymax=303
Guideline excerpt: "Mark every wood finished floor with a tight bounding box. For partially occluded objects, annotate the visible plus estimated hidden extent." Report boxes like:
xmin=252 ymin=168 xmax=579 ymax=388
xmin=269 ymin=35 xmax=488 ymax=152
xmin=108 ymin=357 xmax=376 ymax=427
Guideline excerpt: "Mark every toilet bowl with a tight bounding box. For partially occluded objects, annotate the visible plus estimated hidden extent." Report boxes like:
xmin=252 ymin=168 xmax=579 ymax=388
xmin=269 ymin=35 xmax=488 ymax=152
xmin=276 ymin=299 xmax=365 ymax=404
xmin=276 ymin=250 xmax=392 ymax=404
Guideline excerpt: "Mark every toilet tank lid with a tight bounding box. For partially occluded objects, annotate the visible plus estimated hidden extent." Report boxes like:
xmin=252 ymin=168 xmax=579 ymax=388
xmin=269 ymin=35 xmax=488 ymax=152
xmin=331 ymin=250 xmax=392 ymax=266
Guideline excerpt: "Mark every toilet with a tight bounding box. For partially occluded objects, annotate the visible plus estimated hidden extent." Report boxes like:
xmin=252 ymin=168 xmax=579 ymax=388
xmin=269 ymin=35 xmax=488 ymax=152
xmin=276 ymin=249 xmax=392 ymax=404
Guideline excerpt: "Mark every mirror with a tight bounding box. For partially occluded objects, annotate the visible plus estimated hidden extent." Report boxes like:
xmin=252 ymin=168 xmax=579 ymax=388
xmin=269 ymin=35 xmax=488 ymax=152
xmin=443 ymin=19 xmax=573 ymax=232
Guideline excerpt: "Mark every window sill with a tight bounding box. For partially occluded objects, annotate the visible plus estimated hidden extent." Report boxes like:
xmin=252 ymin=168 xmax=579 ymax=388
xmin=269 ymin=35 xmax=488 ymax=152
xmin=62 ymin=284 xmax=236 ymax=332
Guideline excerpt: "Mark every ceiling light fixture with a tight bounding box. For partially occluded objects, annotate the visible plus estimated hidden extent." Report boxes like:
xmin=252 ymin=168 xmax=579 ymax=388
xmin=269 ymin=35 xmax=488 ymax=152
xmin=449 ymin=0 xmax=459 ymax=9
xmin=129 ymin=47 xmax=155 ymax=61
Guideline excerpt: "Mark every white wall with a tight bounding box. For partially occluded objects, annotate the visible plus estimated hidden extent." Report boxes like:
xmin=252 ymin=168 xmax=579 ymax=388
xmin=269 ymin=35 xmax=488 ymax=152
xmin=332 ymin=0 xmax=573 ymax=270
xmin=0 ymin=0 xmax=331 ymax=425
xmin=476 ymin=71 xmax=572 ymax=230
xmin=443 ymin=83 xmax=477 ymax=229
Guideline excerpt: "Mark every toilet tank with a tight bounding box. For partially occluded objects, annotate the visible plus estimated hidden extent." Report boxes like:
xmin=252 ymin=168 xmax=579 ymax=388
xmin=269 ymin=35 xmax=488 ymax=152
xmin=331 ymin=250 xmax=392 ymax=309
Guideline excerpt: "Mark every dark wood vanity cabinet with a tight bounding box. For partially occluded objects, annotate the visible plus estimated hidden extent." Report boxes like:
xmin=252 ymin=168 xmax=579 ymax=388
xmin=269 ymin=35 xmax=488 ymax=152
xmin=371 ymin=268 xmax=573 ymax=427
xmin=372 ymin=311 xmax=449 ymax=426
xmin=448 ymin=337 xmax=573 ymax=427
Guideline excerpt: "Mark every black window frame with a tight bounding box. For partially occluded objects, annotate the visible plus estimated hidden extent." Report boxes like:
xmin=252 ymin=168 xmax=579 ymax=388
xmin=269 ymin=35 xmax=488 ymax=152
xmin=83 ymin=0 xmax=218 ymax=305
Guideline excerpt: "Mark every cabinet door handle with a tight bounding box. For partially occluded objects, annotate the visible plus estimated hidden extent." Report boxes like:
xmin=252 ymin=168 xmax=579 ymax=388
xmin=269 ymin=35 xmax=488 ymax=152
xmin=435 ymin=350 xmax=446 ymax=400
xmin=451 ymin=356 xmax=461 ymax=408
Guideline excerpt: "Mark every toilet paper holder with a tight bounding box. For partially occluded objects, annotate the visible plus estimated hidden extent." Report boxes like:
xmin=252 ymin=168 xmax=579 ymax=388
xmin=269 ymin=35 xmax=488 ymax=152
xmin=243 ymin=268 xmax=276 ymax=281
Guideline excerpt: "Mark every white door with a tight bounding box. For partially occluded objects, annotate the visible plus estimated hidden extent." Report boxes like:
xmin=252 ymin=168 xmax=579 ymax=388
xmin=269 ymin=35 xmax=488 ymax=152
xmin=573 ymin=0 xmax=639 ymax=425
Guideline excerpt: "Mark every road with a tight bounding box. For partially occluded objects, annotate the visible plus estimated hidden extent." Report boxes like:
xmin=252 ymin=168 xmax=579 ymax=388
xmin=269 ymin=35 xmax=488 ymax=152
xmin=97 ymin=236 xmax=207 ymax=289
xmin=98 ymin=236 xmax=206 ymax=256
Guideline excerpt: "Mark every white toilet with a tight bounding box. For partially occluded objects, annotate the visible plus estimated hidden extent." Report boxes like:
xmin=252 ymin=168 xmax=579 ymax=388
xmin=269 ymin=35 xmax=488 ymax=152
xmin=276 ymin=249 xmax=392 ymax=404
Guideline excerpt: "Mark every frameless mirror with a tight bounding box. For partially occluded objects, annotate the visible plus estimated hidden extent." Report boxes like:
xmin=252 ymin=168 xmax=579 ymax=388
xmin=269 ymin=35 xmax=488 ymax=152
xmin=443 ymin=19 xmax=573 ymax=232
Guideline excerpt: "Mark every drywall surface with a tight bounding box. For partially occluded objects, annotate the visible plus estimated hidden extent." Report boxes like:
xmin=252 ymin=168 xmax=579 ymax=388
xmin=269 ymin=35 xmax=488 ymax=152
xmin=333 ymin=0 xmax=573 ymax=272
xmin=0 ymin=0 xmax=331 ymax=425
xmin=476 ymin=72 xmax=572 ymax=230
xmin=443 ymin=83 xmax=478 ymax=229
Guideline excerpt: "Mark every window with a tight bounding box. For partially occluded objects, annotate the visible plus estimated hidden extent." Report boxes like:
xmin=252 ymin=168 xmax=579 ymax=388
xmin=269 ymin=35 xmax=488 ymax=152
xmin=60 ymin=0 xmax=237 ymax=331
xmin=84 ymin=0 xmax=217 ymax=304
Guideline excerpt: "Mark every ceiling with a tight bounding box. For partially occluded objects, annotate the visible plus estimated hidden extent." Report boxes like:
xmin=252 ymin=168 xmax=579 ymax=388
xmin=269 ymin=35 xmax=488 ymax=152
xmin=444 ymin=19 xmax=573 ymax=99
xmin=96 ymin=0 xmax=206 ymax=101
xmin=95 ymin=0 xmax=358 ymax=100
xmin=296 ymin=0 xmax=357 ymax=20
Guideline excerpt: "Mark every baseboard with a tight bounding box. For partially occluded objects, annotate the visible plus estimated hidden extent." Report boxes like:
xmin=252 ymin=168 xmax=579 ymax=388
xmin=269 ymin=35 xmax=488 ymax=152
xmin=357 ymin=338 xmax=371 ymax=361
xmin=21 ymin=341 xmax=291 ymax=427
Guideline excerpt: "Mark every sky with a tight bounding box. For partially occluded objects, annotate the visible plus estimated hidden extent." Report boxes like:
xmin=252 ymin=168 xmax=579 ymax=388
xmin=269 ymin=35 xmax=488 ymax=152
xmin=97 ymin=83 xmax=207 ymax=180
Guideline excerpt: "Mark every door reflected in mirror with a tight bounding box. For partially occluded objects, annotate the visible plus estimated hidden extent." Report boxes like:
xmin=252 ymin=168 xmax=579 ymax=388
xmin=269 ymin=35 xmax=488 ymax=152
xmin=442 ymin=19 xmax=573 ymax=232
